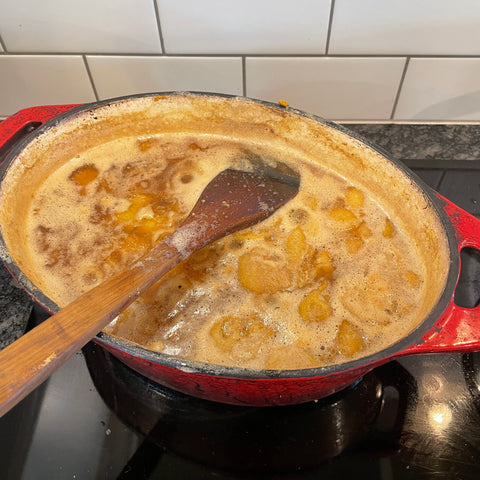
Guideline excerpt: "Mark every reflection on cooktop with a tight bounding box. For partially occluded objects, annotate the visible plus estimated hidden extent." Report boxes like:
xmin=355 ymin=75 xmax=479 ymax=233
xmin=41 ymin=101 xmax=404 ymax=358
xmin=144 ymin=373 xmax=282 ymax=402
xmin=83 ymin=342 xmax=415 ymax=474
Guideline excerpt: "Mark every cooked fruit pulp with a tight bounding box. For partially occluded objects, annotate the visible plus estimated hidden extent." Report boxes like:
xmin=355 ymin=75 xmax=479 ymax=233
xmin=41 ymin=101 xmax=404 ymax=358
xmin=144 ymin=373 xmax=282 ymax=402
xmin=25 ymin=133 xmax=426 ymax=370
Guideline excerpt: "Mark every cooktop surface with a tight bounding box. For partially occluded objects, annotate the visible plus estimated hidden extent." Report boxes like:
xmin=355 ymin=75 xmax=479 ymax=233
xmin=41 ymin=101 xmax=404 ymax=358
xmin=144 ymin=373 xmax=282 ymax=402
xmin=1 ymin=138 xmax=480 ymax=479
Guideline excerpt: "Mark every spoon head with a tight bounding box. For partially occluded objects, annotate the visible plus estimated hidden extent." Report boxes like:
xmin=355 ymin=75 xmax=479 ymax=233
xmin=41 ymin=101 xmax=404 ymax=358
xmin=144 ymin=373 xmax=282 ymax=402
xmin=183 ymin=163 xmax=300 ymax=250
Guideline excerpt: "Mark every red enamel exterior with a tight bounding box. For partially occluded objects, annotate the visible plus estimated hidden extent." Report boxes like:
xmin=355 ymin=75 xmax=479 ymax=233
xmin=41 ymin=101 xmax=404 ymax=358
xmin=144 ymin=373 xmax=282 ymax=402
xmin=0 ymin=104 xmax=79 ymax=157
xmin=402 ymin=195 xmax=480 ymax=355
xmin=98 ymin=341 xmax=374 ymax=405
xmin=1 ymin=101 xmax=480 ymax=406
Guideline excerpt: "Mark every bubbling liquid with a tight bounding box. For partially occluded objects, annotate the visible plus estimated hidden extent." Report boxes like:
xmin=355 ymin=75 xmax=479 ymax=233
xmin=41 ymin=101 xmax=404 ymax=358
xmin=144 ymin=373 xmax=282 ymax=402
xmin=26 ymin=133 xmax=426 ymax=370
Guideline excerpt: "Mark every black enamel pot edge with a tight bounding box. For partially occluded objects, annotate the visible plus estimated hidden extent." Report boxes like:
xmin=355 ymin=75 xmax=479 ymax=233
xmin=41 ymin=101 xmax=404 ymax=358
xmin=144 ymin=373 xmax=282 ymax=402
xmin=0 ymin=91 xmax=460 ymax=380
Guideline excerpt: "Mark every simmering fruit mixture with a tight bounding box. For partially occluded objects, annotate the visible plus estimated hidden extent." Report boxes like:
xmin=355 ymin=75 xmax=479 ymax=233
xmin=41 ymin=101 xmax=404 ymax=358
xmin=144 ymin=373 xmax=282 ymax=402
xmin=25 ymin=133 xmax=426 ymax=370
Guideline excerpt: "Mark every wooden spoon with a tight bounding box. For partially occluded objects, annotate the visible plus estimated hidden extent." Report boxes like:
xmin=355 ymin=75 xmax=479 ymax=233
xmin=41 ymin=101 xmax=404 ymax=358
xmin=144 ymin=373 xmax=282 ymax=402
xmin=0 ymin=166 xmax=300 ymax=417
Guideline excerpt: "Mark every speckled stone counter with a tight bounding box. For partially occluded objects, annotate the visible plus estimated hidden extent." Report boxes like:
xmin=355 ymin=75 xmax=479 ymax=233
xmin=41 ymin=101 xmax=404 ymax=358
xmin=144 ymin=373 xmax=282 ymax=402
xmin=0 ymin=263 xmax=32 ymax=349
xmin=1 ymin=122 xmax=479 ymax=349
xmin=344 ymin=123 xmax=480 ymax=161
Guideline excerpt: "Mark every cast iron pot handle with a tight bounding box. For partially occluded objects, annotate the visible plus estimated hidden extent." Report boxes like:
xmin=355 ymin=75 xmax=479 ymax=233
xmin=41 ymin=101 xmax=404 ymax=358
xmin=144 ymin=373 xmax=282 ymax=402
xmin=0 ymin=104 xmax=80 ymax=164
xmin=404 ymin=193 xmax=480 ymax=355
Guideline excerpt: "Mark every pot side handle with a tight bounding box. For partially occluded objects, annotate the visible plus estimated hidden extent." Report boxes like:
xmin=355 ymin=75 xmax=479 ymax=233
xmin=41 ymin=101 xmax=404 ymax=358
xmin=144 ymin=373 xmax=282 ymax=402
xmin=405 ymin=194 xmax=480 ymax=355
xmin=0 ymin=104 xmax=80 ymax=161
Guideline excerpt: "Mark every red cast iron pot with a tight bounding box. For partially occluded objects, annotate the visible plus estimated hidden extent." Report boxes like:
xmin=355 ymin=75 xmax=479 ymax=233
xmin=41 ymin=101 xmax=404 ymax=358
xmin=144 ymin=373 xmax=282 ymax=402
xmin=0 ymin=94 xmax=479 ymax=407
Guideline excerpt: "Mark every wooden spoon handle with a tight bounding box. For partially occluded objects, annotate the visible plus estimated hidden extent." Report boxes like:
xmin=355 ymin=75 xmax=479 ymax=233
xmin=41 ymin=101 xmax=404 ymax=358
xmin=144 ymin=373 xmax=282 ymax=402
xmin=0 ymin=238 xmax=182 ymax=417
xmin=0 ymin=166 xmax=299 ymax=417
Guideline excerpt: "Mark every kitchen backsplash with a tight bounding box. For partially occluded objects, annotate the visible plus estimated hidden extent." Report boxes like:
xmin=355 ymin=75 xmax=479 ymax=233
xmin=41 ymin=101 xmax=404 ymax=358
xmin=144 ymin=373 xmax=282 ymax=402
xmin=0 ymin=0 xmax=479 ymax=122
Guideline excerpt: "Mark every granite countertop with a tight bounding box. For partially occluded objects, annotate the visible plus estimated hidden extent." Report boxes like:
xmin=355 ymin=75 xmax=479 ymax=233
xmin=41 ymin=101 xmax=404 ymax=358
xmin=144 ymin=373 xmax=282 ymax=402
xmin=0 ymin=265 xmax=32 ymax=349
xmin=344 ymin=123 xmax=480 ymax=161
xmin=1 ymin=123 xmax=479 ymax=349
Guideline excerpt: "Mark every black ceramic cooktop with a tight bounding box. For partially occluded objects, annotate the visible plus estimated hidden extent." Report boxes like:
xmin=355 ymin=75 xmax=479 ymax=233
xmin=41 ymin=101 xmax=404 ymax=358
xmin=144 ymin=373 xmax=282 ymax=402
xmin=1 ymin=143 xmax=480 ymax=479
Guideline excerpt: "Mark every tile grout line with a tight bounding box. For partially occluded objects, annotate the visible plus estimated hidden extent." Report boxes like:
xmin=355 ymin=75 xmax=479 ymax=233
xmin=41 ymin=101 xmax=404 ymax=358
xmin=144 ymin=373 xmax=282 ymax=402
xmin=325 ymin=0 xmax=336 ymax=54
xmin=390 ymin=57 xmax=410 ymax=120
xmin=152 ymin=0 xmax=166 ymax=55
xmin=0 ymin=51 xmax=480 ymax=59
xmin=82 ymin=55 xmax=100 ymax=101
xmin=0 ymin=34 xmax=7 ymax=53
xmin=242 ymin=56 xmax=247 ymax=96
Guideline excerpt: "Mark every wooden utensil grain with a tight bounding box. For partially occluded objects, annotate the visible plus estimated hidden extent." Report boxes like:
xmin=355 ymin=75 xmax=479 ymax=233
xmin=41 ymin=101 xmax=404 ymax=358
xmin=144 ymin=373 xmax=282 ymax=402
xmin=0 ymin=167 xmax=299 ymax=417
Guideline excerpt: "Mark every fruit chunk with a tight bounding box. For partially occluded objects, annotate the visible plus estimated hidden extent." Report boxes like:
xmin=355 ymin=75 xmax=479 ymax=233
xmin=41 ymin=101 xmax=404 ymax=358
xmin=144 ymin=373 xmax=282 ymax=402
xmin=293 ymin=247 xmax=331 ymax=289
xmin=233 ymin=229 xmax=265 ymax=242
xmin=345 ymin=234 xmax=364 ymax=254
xmin=138 ymin=136 xmax=156 ymax=151
xmin=341 ymin=273 xmax=395 ymax=325
xmin=68 ymin=164 xmax=99 ymax=195
xmin=238 ymin=248 xmax=292 ymax=294
xmin=115 ymin=194 xmax=155 ymax=223
xmin=298 ymin=283 xmax=331 ymax=322
xmin=336 ymin=320 xmax=365 ymax=357
xmin=329 ymin=206 xmax=358 ymax=230
xmin=238 ymin=235 xmax=334 ymax=293
xmin=313 ymin=250 xmax=335 ymax=279
xmin=285 ymin=226 xmax=307 ymax=262
xmin=357 ymin=221 xmax=372 ymax=238
xmin=346 ymin=221 xmax=372 ymax=254
xmin=209 ymin=314 xmax=274 ymax=359
xmin=383 ymin=218 xmax=395 ymax=238
xmin=148 ymin=340 xmax=165 ymax=352
xmin=304 ymin=195 xmax=318 ymax=210
xmin=345 ymin=187 xmax=364 ymax=207
xmin=265 ymin=345 xmax=318 ymax=369
xmin=404 ymin=270 xmax=420 ymax=288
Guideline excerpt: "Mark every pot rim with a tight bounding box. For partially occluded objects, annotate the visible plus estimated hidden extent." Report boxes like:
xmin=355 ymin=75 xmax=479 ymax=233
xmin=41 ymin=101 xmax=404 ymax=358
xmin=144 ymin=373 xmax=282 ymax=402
xmin=0 ymin=91 xmax=460 ymax=380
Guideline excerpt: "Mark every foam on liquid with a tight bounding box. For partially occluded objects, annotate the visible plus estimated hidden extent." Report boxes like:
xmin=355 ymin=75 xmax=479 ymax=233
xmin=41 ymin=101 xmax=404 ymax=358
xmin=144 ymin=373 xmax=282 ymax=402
xmin=25 ymin=133 xmax=427 ymax=370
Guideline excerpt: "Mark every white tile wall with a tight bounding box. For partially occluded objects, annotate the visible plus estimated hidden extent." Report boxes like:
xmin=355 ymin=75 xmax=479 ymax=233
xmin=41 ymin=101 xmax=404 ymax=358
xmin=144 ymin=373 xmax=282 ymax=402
xmin=0 ymin=0 xmax=479 ymax=122
xmin=330 ymin=0 xmax=480 ymax=55
xmin=246 ymin=57 xmax=406 ymax=121
xmin=395 ymin=58 xmax=480 ymax=121
xmin=157 ymin=0 xmax=331 ymax=54
xmin=0 ymin=0 xmax=161 ymax=53
xmin=87 ymin=56 xmax=243 ymax=99
xmin=0 ymin=56 xmax=96 ymax=117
